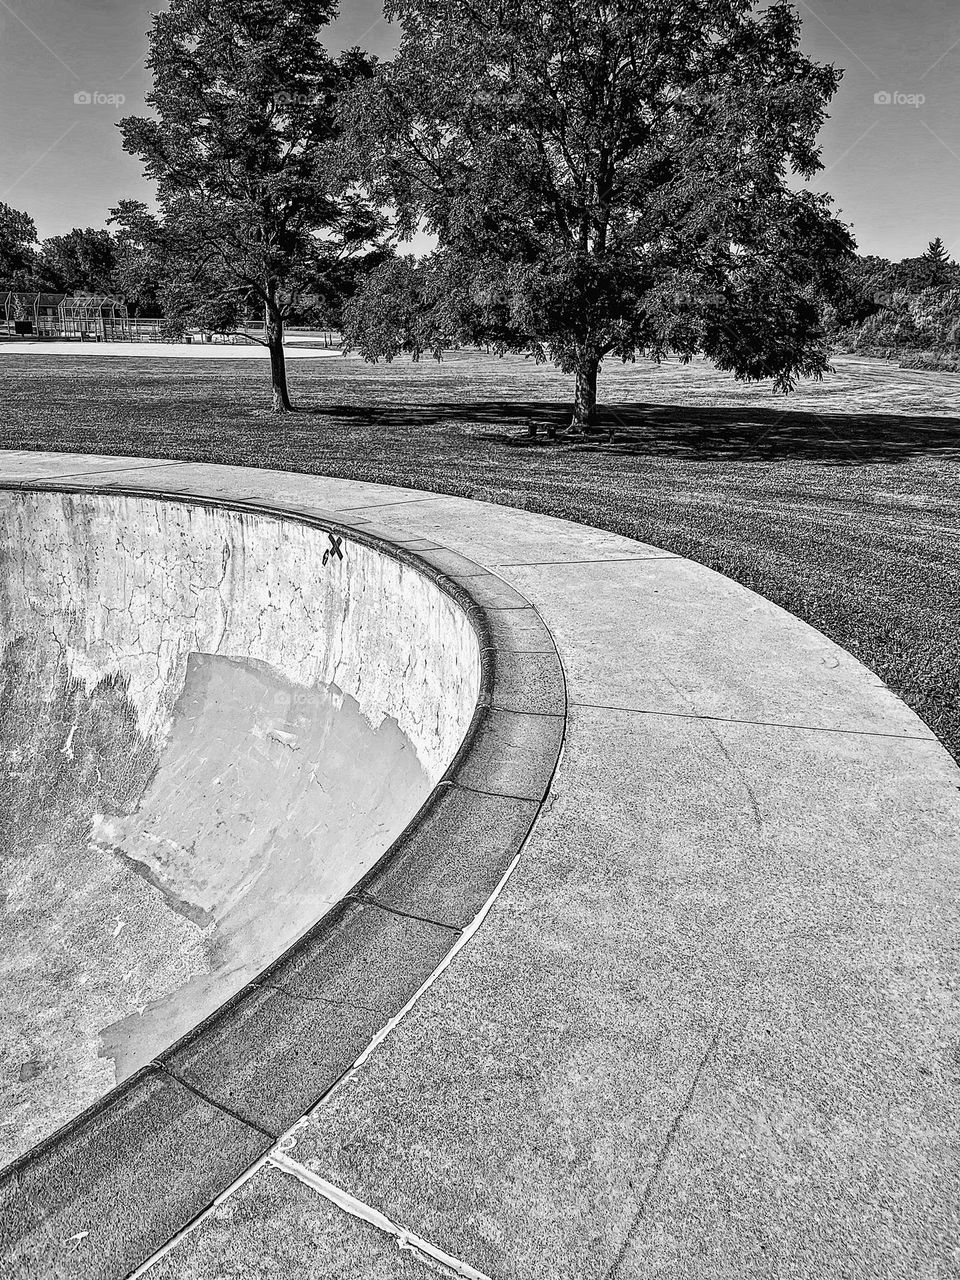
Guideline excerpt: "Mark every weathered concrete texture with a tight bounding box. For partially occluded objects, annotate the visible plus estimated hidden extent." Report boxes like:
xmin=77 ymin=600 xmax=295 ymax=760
xmin=148 ymin=1163 xmax=433 ymax=1280
xmin=0 ymin=489 xmax=480 ymax=1166
xmin=446 ymin=707 xmax=564 ymax=801
xmin=163 ymin=902 xmax=460 ymax=1135
xmin=1 ymin=455 xmax=957 ymax=1280
xmin=363 ymin=784 xmax=540 ymax=929
xmin=0 ymin=1067 xmax=270 ymax=1280
xmin=292 ymin=707 xmax=960 ymax=1279
xmin=1 ymin=490 xmax=479 ymax=777
xmin=486 ymin=647 xmax=566 ymax=717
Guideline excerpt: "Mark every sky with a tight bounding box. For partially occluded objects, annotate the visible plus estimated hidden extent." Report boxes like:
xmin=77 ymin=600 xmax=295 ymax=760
xmin=0 ymin=0 xmax=958 ymax=261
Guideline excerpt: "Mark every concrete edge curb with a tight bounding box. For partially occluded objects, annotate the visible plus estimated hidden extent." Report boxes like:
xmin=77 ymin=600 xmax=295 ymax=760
xmin=0 ymin=482 xmax=567 ymax=1280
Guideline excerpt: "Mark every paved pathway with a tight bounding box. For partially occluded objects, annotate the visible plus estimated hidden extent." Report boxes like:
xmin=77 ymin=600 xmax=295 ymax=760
xmin=2 ymin=452 xmax=957 ymax=1280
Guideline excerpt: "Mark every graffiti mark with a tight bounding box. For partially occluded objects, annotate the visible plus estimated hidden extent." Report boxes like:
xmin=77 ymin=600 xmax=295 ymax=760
xmin=322 ymin=534 xmax=344 ymax=566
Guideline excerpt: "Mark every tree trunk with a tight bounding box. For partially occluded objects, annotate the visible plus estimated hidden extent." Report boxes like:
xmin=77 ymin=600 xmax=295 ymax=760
xmin=265 ymin=303 xmax=292 ymax=413
xmin=570 ymin=349 xmax=601 ymax=433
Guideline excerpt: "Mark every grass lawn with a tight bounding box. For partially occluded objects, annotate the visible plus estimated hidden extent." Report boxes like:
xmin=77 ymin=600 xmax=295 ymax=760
xmin=1 ymin=347 xmax=957 ymax=760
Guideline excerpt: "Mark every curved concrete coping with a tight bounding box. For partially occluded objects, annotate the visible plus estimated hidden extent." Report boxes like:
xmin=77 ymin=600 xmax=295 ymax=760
xmin=0 ymin=452 xmax=957 ymax=1280
xmin=0 ymin=484 xmax=566 ymax=1278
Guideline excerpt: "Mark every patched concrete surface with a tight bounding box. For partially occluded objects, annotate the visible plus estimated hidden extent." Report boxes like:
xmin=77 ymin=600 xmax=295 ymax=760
xmin=0 ymin=487 xmax=478 ymax=1167
xmin=1 ymin=453 xmax=957 ymax=1280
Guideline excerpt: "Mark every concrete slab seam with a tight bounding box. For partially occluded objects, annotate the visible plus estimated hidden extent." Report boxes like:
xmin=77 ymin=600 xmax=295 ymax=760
xmin=604 ymin=1020 xmax=726 ymax=1280
xmin=16 ymin=459 xmax=189 ymax=487
xmin=125 ymin=1153 xmax=274 ymax=1280
xmin=353 ymin=891 xmax=467 ymax=934
xmin=493 ymin=555 xmax=681 ymax=567
xmin=570 ymin=699 xmax=938 ymax=742
xmin=336 ymin=496 xmax=445 ymax=511
xmin=155 ymin=1066 xmax=279 ymax=1142
xmin=269 ymin=1150 xmax=493 ymax=1280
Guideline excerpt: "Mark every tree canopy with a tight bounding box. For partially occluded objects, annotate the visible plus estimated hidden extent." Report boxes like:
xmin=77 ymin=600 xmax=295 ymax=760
xmin=343 ymin=0 xmax=856 ymax=429
xmin=0 ymin=203 xmax=39 ymax=291
xmin=38 ymin=228 xmax=117 ymax=295
xmin=120 ymin=0 xmax=386 ymax=411
xmin=107 ymin=201 xmax=168 ymax=318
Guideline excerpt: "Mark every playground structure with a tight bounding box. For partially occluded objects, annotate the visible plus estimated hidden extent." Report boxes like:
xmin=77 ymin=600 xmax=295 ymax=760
xmin=0 ymin=293 xmax=340 ymax=345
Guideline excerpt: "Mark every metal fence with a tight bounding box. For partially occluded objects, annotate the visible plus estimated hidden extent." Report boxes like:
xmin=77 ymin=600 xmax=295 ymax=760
xmin=0 ymin=294 xmax=341 ymax=346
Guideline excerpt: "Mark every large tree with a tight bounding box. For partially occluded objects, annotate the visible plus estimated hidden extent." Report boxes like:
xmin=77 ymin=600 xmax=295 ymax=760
xmin=107 ymin=200 xmax=168 ymax=318
xmin=38 ymin=228 xmax=117 ymax=295
xmin=0 ymin=203 xmax=39 ymax=291
xmin=120 ymin=0 xmax=385 ymax=412
xmin=344 ymin=0 xmax=855 ymax=431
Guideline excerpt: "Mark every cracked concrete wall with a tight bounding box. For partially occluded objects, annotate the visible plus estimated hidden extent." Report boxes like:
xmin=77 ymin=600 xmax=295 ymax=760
xmin=0 ymin=490 xmax=480 ymax=1168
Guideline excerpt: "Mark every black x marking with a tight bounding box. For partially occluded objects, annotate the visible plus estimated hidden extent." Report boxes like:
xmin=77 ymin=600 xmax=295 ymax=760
xmin=322 ymin=534 xmax=344 ymax=566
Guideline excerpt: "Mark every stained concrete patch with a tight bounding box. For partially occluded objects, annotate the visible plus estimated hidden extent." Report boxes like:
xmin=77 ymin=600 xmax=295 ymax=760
xmin=291 ymin=707 xmax=960 ymax=1279
xmin=96 ymin=654 xmax=429 ymax=1083
xmin=148 ymin=1163 xmax=434 ymax=1280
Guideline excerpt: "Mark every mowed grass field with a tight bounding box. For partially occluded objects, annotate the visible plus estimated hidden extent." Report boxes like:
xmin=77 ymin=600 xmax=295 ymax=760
xmin=1 ymin=347 xmax=957 ymax=758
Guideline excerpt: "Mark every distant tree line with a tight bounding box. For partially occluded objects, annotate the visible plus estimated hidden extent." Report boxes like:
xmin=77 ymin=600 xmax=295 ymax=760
xmin=0 ymin=192 xmax=364 ymax=334
xmin=0 ymin=199 xmax=161 ymax=314
xmin=827 ymin=238 xmax=960 ymax=370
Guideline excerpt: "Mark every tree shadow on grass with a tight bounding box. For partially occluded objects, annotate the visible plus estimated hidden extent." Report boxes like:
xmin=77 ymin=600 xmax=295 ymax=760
xmin=305 ymin=399 xmax=960 ymax=466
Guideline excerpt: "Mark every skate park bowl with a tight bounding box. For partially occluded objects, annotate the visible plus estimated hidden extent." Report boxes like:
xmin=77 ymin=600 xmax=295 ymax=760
xmin=0 ymin=487 xmax=507 ymax=1172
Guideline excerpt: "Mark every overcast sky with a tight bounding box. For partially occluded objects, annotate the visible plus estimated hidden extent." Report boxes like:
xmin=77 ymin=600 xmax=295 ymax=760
xmin=0 ymin=0 xmax=957 ymax=260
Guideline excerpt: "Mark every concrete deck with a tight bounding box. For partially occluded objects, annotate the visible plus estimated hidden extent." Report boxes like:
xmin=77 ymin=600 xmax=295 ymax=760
xmin=1 ymin=452 xmax=957 ymax=1280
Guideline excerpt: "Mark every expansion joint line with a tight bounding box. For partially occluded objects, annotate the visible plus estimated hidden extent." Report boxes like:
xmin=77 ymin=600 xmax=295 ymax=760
xmin=354 ymin=889 xmax=463 ymax=933
xmin=155 ymin=1063 xmax=278 ymax=1141
xmin=269 ymin=1150 xmax=493 ymax=1280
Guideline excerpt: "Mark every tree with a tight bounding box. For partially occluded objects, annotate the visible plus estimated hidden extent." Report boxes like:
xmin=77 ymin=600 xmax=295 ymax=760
xmin=924 ymin=237 xmax=950 ymax=267
xmin=120 ymin=0 xmax=386 ymax=412
xmin=107 ymin=200 xmax=168 ymax=317
xmin=38 ymin=228 xmax=117 ymax=295
xmin=922 ymin=236 xmax=952 ymax=287
xmin=343 ymin=0 xmax=855 ymax=432
xmin=0 ymin=203 xmax=39 ymax=291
